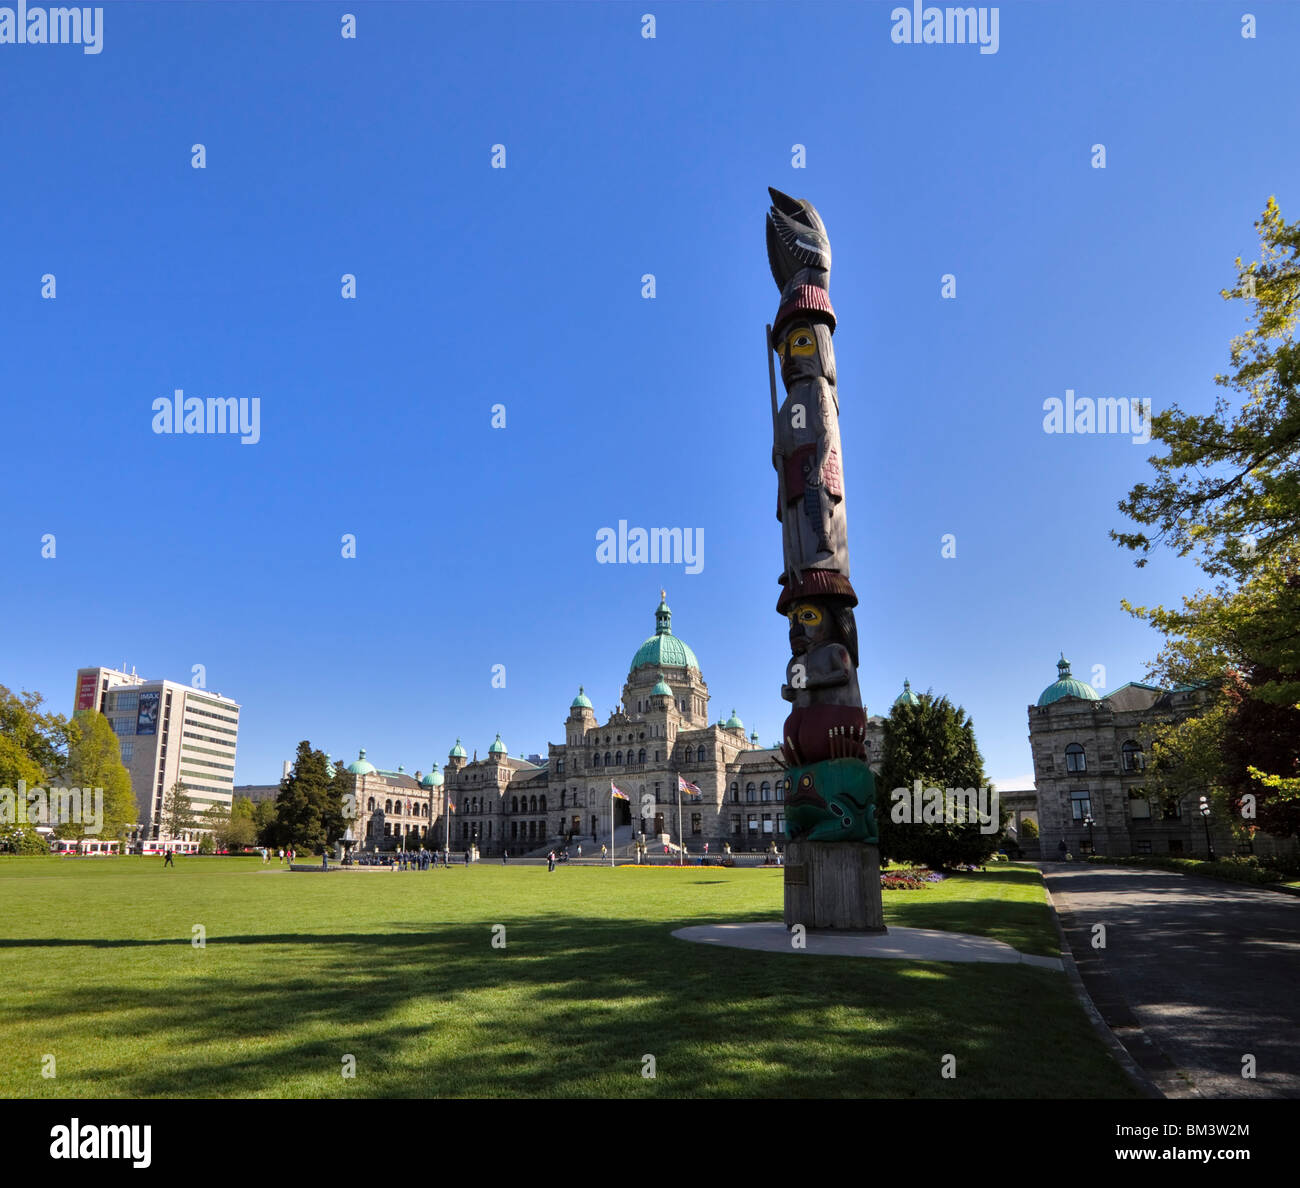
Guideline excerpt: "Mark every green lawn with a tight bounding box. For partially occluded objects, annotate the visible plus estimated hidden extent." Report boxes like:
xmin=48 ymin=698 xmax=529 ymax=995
xmin=0 ymin=856 xmax=1137 ymax=1098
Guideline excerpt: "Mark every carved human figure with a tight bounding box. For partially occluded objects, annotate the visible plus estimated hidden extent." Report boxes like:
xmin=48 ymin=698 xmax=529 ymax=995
xmin=772 ymin=318 xmax=848 ymax=583
xmin=779 ymin=598 xmax=867 ymax=766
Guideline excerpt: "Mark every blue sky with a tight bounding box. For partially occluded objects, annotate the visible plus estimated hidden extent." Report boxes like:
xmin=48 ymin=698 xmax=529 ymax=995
xmin=3 ymin=1 xmax=1297 ymax=789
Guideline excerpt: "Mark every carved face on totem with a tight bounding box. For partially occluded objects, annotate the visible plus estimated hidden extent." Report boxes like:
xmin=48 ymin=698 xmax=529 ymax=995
xmin=774 ymin=319 xmax=820 ymax=386
xmin=787 ymin=600 xmax=831 ymax=656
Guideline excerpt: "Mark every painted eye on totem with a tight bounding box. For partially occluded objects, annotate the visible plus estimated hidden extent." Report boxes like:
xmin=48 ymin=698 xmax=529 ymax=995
xmin=790 ymin=332 xmax=816 ymax=355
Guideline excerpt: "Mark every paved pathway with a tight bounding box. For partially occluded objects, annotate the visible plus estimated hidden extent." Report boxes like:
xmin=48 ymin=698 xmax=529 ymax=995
xmin=1041 ymin=863 xmax=1300 ymax=1098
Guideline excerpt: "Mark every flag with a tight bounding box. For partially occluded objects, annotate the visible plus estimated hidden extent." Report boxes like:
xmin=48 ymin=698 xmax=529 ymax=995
xmin=678 ymin=775 xmax=703 ymax=801
xmin=610 ymin=782 xmax=629 ymax=801
xmin=447 ymin=800 xmax=456 ymax=812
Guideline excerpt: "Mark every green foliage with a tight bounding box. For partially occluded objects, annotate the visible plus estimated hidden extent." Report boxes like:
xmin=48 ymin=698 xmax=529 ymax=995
xmin=0 ymin=824 xmax=49 ymax=854
xmin=1087 ymin=853 xmax=1294 ymax=886
xmin=273 ymin=742 xmax=346 ymax=852
xmin=198 ymin=833 xmax=216 ymax=855
xmin=161 ymin=783 xmax=197 ymax=840
xmin=1019 ymin=817 xmax=1040 ymax=839
xmin=876 ymin=689 xmax=1006 ymax=868
xmin=1115 ymin=199 xmax=1300 ymax=838
xmin=62 ymin=711 xmax=136 ymax=841
xmin=0 ymin=685 xmax=75 ymax=788
xmin=252 ymin=799 xmax=278 ymax=847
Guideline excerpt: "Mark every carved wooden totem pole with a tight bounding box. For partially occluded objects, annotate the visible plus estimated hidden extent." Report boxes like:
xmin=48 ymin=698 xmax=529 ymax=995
xmin=767 ymin=187 xmax=885 ymax=931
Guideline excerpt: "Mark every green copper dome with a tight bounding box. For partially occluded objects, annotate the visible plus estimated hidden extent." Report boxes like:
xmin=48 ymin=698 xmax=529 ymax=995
xmin=571 ymin=686 xmax=593 ymax=710
xmin=1038 ymin=655 xmax=1101 ymax=706
xmin=631 ymin=593 xmax=700 ymax=674
xmin=346 ymin=748 xmax=377 ymax=775
xmin=488 ymin=733 xmax=507 ymax=755
xmin=449 ymin=739 xmax=466 ymax=759
xmin=724 ymin=709 xmax=744 ymax=731
xmin=420 ymin=764 xmax=443 ymax=788
xmin=893 ymin=679 xmax=921 ymax=709
xmin=651 ymin=674 xmax=673 ymax=698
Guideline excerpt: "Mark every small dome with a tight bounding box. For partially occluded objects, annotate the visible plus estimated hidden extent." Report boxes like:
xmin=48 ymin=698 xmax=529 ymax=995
xmin=449 ymin=738 xmax=466 ymax=758
xmin=346 ymin=748 xmax=377 ymax=775
xmin=893 ymin=679 xmax=921 ymax=709
xmin=1038 ymin=654 xmax=1101 ymax=706
xmin=571 ymin=686 xmax=593 ymax=710
xmin=420 ymin=764 xmax=444 ymax=788
xmin=651 ymin=674 xmax=673 ymax=698
xmin=750 ymin=730 xmax=759 ymax=743
xmin=488 ymin=733 xmax=507 ymax=755
xmin=725 ymin=709 xmax=744 ymax=731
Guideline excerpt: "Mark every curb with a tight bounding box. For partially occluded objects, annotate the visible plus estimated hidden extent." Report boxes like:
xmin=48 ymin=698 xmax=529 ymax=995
xmin=1039 ymin=876 xmax=1164 ymax=1099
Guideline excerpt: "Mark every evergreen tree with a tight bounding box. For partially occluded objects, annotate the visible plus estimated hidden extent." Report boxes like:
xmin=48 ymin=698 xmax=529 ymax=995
xmin=274 ymin=741 xmax=345 ymax=853
xmin=161 ymin=782 xmax=197 ymax=840
xmin=875 ymin=689 xmax=1005 ymax=868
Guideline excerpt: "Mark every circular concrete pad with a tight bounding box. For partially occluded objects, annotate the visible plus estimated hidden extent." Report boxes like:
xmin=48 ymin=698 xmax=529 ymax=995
xmin=673 ymin=922 xmax=1063 ymax=970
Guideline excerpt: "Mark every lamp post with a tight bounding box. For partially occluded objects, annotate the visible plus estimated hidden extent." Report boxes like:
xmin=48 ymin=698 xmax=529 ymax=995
xmin=1083 ymin=814 xmax=1095 ymax=856
xmin=1198 ymin=796 xmax=1215 ymax=861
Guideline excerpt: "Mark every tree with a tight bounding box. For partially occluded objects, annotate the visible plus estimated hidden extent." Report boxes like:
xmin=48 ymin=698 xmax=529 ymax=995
xmin=875 ymin=689 xmax=1006 ymax=868
xmin=161 ymin=782 xmax=197 ymax=840
xmin=1020 ymin=817 xmax=1040 ymax=839
xmin=274 ymin=741 xmax=346 ymax=853
xmin=1 ymin=685 xmax=78 ymax=852
xmin=60 ymin=710 xmax=137 ymax=841
xmin=1114 ymin=199 xmax=1299 ymax=837
xmin=253 ymin=798 xmax=279 ymax=847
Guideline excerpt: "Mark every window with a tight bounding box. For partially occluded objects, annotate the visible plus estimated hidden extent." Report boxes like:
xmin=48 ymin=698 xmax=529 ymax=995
xmin=691 ymin=813 xmax=701 ymax=835
xmin=776 ymin=813 xmax=785 ymax=836
xmin=385 ymin=799 xmax=392 ymax=813
xmin=1065 ymin=744 xmax=1086 ymax=773
xmin=593 ymin=753 xmax=601 ymax=767
xmin=730 ymin=783 xmax=739 ymax=803
xmin=762 ymin=814 xmax=773 ymax=834
xmin=747 ymin=815 xmax=758 ymax=834
xmin=1130 ymin=796 xmax=1151 ymax=820
xmin=604 ymin=752 xmax=612 ymax=766
xmin=1121 ymin=740 xmax=1144 ymax=772
xmin=696 ymin=746 xmax=706 ymax=763
xmin=776 ymin=779 xmax=785 ymax=802
xmin=731 ymin=815 xmax=741 ymax=835
xmin=367 ymin=797 xmax=375 ymax=811
xmin=1162 ymin=798 xmax=1183 ymax=821
xmin=556 ymin=759 xmax=564 ymax=775
xmin=1135 ymin=840 xmax=1152 ymax=854
xmin=560 ymin=790 xmax=566 ymax=808
xmin=511 ymin=821 xmax=517 ymax=839
xmin=529 ymin=796 xmax=537 ymax=811
xmin=638 ymin=749 xmax=646 ymax=763
xmin=539 ymin=795 xmax=546 ymax=811
xmin=615 ymin=751 xmax=623 ymax=766
xmin=761 ymin=781 xmax=771 ymax=803
xmin=1070 ymin=793 xmax=1091 ymax=821
xmin=746 ymin=782 xmax=756 ymax=803
xmin=511 ymin=796 xmax=518 ymax=812
xmin=119 ymin=741 xmax=133 ymax=764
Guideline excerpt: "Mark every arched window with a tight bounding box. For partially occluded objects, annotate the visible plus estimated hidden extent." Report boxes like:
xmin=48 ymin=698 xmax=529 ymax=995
xmin=385 ymin=799 xmax=392 ymax=813
xmin=487 ymin=821 xmax=493 ymax=839
xmin=1122 ymin=740 xmax=1144 ymax=772
xmin=366 ymin=797 xmax=375 ymax=811
xmin=1065 ymin=743 xmax=1087 ymax=773
xmin=776 ymin=779 xmax=785 ymax=802
xmin=638 ymin=749 xmax=646 ymax=763
xmin=593 ymin=752 xmax=601 ymax=767
xmin=605 ymin=752 xmax=612 ymax=766
xmin=616 ymin=751 xmax=623 ymax=766
xmin=560 ymin=790 xmax=566 ymax=808
xmin=761 ymin=781 xmax=771 ymax=802
xmin=696 ymin=746 xmax=706 ymax=763
xmin=731 ymin=783 xmax=739 ymax=803
xmin=530 ymin=795 xmax=538 ymax=811
xmin=511 ymin=796 xmax=518 ymax=812
xmin=539 ymin=795 xmax=547 ymax=812
xmin=746 ymin=782 xmax=756 ymax=803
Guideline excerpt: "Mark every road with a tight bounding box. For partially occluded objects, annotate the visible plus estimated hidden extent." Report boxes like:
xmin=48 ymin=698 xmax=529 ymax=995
xmin=1041 ymin=863 xmax=1300 ymax=1098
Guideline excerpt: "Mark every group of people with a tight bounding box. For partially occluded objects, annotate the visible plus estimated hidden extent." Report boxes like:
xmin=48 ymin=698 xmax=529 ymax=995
xmin=256 ymin=848 xmax=295 ymax=864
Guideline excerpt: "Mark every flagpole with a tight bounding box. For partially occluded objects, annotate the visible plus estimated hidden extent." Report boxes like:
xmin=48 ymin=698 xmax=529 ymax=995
xmin=609 ymin=783 xmax=615 ymax=867
xmin=676 ymin=773 xmax=683 ymax=866
xmin=444 ymin=793 xmax=450 ymax=865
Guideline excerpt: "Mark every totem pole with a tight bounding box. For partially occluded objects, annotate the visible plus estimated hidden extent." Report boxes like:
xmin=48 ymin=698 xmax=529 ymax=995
xmin=766 ymin=187 xmax=884 ymax=930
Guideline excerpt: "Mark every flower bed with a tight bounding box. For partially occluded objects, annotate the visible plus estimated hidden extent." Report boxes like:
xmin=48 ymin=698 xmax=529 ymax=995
xmin=880 ymin=868 xmax=945 ymax=890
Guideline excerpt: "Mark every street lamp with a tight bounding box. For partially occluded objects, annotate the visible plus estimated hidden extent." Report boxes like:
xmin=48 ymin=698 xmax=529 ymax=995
xmin=1198 ymin=796 xmax=1215 ymax=861
xmin=1082 ymin=814 xmax=1095 ymax=856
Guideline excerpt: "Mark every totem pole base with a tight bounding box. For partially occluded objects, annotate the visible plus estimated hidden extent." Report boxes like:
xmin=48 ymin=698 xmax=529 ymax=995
xmin=783 ymin=840 xmax=886 ymax=933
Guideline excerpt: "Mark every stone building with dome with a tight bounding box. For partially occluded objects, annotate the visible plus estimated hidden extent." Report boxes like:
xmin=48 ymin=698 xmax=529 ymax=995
xmin=1027 ymin=654 xmax=1293 ymax=861
xmin=345 ymin=594 xmax=888 ymax=857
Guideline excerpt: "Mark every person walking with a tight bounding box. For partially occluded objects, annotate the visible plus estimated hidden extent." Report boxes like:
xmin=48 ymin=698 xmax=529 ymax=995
xmin=502 ymin=850 xmax=508 ymax=865
xmin=601 ymin=844 xmax=607 ymax=862
xmin=278 ymin=848 xmax=284 ymax=864
xmin=463 ymin=850 xmax=470 ymax=867
xmin=577 ymin=844 xmax=582 ymax=859
xmin=547 ymin=850 xmax=556 ymax=872
xmin=1057 ymin=839 xmax=1068 ymax=861
xmin=163 ymin=847 xmax=174 ymax=868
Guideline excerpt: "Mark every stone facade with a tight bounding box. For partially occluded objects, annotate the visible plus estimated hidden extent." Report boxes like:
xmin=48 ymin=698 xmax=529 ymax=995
xmin=349 ymin=596 xmax=885 ymax=856
xmin=1029 ymin=663 xmax=1295 ymax=862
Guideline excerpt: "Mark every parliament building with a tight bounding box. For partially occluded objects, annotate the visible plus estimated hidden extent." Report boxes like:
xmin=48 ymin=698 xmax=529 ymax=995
xmin=345 ymin=595 xmax=887 ymax=857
